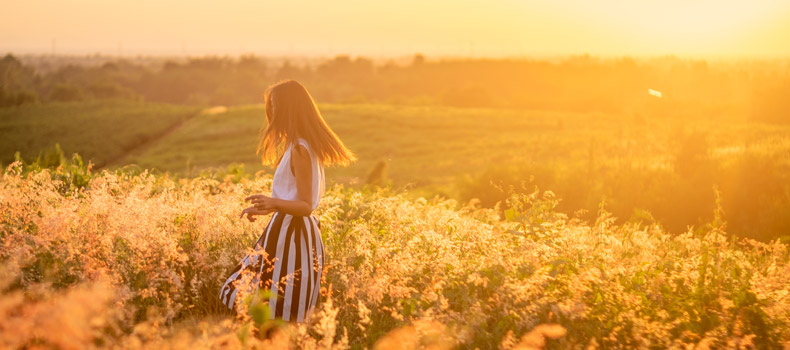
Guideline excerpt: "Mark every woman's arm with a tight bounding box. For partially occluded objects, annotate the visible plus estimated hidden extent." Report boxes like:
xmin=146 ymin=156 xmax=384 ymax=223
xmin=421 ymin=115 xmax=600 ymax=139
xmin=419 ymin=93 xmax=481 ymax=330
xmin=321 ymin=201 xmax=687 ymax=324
xmin=247 ymin=144 xmax=314 ymax=217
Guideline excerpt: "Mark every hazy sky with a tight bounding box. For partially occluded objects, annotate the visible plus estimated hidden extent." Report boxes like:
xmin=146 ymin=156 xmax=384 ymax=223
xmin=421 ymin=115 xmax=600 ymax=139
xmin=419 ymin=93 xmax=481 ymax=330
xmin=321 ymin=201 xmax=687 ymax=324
xmin=2 ymin=0 xmax=789 ymax=57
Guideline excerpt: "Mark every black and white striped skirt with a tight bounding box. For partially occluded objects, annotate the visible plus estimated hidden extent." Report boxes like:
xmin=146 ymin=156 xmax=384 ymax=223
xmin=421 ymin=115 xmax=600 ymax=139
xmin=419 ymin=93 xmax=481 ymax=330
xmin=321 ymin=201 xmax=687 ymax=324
xmin=219 ymin=211 xmax=325 ymax=323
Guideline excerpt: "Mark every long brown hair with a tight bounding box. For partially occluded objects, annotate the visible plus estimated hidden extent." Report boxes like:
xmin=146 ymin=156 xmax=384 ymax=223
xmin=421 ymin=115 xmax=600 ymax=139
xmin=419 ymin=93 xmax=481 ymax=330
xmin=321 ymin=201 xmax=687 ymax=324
xmin=257 ymin=80 xmax=356 ymax=166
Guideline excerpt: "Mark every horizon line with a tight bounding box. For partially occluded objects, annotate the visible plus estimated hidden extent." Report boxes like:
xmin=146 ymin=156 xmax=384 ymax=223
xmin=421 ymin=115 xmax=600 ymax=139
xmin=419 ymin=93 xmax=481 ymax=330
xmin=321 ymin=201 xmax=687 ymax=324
xmin=4 ymin=49 xmax=790 ymax=62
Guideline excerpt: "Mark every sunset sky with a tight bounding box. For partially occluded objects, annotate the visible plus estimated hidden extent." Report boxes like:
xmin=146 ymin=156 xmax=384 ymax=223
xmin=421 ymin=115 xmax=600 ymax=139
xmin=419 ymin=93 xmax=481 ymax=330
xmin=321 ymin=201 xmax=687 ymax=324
xmin=2 ymin=0 xmax=789 ymax=57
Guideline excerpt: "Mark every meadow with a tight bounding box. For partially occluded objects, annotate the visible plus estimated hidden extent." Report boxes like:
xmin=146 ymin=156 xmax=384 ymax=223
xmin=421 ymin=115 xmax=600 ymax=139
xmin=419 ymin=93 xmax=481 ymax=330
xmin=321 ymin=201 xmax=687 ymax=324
xmin=0 ymin=101 xmax=200 ymax=168
xmin=2 ymin=100 xmax=789 ymax=241
xmin=2 ymin=54 xmax=790 ymax=348
xmin=1 ymin=160 xmax=788 ymax=349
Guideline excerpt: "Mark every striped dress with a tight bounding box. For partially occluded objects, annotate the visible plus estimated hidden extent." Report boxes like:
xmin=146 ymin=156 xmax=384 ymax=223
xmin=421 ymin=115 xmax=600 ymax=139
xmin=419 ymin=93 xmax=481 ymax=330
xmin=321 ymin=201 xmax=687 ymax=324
xmin=219 ymin=138 xmax=326 ymax=323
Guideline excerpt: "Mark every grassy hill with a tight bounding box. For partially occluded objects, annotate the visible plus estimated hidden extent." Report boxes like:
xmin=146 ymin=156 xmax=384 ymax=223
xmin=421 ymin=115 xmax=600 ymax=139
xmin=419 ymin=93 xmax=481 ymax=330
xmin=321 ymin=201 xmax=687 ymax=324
xmin=0 ymin=100 xmax=200 ymax=168
xmin=122 ymin=103 xmax=629 ymax=191
xmin=1 ymin=163 xmax=788 ymax=348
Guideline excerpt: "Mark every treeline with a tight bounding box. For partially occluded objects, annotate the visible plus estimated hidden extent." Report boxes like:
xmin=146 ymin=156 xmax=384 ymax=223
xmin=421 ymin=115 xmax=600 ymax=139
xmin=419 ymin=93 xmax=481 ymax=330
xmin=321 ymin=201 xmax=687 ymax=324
xmin=2 ymin=53 xmax=789 ymax=122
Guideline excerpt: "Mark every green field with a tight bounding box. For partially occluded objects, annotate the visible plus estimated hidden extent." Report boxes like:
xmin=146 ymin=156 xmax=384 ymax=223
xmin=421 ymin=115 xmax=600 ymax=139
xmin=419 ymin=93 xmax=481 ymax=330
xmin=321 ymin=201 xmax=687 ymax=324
xmin=0 ymin=101 xmax=200 ymax=168
xmin=2 ymin=100 xmax=789 ymax=240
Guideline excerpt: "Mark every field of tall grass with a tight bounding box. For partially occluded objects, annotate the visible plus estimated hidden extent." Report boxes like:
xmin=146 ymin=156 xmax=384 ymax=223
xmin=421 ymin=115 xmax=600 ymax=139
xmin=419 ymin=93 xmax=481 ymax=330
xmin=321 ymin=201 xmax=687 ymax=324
xmin=4 ymin=101 xmax=789 ymax=241
xmin=2 ymin=157 xmax=788 ymax=349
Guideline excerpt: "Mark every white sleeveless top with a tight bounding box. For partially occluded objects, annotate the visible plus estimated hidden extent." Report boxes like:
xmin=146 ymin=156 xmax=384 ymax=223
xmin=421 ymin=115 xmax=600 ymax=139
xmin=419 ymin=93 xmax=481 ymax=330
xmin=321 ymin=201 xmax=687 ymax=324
xmin=271 ymin=138 xmax=325 ymax=211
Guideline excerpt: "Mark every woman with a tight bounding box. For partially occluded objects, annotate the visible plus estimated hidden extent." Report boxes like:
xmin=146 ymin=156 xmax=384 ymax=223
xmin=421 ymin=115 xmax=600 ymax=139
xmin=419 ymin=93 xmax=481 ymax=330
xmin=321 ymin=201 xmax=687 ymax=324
xmin=219 ymin=80 xmax=355 ymax=323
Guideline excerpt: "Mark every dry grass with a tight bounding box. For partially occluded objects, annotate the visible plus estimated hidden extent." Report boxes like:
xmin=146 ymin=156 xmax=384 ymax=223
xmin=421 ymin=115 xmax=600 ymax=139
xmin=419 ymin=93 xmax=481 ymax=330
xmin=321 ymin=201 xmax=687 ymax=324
xmin=1 ymin=162 xmax=789 ymax=349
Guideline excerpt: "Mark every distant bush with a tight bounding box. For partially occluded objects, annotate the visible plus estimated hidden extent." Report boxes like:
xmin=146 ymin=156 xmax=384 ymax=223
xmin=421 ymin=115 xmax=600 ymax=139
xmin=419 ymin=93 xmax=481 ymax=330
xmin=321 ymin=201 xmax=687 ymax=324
xmin=671 ymin=129 xmax=714 ymax=178
xmin=719 ymin=152 xmax=790 ymax=241
xmin=49 ymin=83 xmax=86 ymax=102
xmin=0 ymin=87 xmax=38 ymax=107
xmin=442 ymin=85 xmax=494 ymax=108
xmin=85 ymin=81 xmax=141 ymax=101
xmin=752 ymin=81 xmax=790 ymax=124
xmin=0 ymin=54 xmax=39 ymax=107
xmin=365 ymin=159 xmax=388 ymax=185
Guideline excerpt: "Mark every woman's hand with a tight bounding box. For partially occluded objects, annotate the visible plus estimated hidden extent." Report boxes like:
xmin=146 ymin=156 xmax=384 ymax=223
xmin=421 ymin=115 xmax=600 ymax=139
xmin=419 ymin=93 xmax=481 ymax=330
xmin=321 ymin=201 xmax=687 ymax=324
xmin=245 ymin=194 xmax=279 ymax=212
xmin=242 ymin=144 xmax=314 ymax=217
xmin=239 ymin=205 xmax=273 ymax=222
